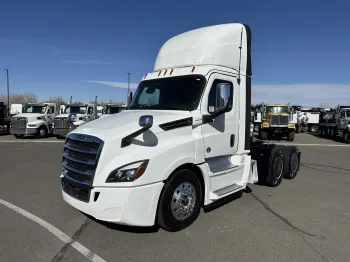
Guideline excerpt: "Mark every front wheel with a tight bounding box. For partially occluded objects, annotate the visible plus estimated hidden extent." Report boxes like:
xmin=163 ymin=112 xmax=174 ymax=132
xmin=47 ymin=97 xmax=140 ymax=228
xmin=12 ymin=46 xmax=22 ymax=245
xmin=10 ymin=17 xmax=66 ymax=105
xmin=14 ymin=134 xmax=24 ymax=139
xmin=260 ymin=130 xmax=268 ymax=140
xmin=37 ymin=126 xmax=48 ymax=138
xmin=287 ymin=131 xmax=295 ymax=141
xmin=343 ymin=131 xmax=349 ymax=143
xmin=157 ymin=169 xmax=202 ymax=232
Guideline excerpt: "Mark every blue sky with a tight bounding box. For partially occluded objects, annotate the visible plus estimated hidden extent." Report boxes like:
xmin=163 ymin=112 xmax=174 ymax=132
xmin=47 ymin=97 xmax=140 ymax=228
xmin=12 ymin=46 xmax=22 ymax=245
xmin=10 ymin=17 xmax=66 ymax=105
xmin=1 ymin=0 xmax=349 ymax=106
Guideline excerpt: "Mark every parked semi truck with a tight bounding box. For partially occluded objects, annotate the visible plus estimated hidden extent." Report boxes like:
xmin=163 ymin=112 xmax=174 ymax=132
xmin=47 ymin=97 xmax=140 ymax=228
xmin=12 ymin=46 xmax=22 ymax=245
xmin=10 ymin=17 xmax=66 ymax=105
xmin=318 ymin=105 xmax=350 ymax=142
xmin=259 ymin=104 xmax=296 ymax=141
xmin=60 ymin=23 xmax=301 ymax=232
xmin=99 ymin=104 xmax=127 ymax=119
xmin=0 ymin=102 xmax=11 ymax=134
xmin=10 ymin=102 xmax=57 ymax=138
xmin=53 ymin=102 xmax=98 ymax=139
xmin=300 ymin=107 xmax=321 ymax=133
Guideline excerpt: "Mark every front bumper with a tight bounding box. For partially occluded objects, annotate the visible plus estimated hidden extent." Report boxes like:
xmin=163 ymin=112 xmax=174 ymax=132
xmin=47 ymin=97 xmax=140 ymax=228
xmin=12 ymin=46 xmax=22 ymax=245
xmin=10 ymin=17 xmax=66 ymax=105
xmin=53 ymin=123 xmax=77 ymax=136
xmin=10 ymin=127 xmax=37 ymax=135
xmin=53 ymin=128 xmax=70 ymax=136
xmin=61 ymin=179 xmax=164 ymax=227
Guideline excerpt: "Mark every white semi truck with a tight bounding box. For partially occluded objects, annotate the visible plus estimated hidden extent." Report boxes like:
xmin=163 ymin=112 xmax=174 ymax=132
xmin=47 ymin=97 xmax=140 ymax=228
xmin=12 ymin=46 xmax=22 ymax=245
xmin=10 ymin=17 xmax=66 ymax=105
xmin=99 ymin=104 xmax=126 ymax=119
xmin=10 ymin=102 xmax=57 ymax=138
xmin=53 ymin=103 xmax=98 ymax=138
xmin=60 ymin=23 xmax=301 ymax=232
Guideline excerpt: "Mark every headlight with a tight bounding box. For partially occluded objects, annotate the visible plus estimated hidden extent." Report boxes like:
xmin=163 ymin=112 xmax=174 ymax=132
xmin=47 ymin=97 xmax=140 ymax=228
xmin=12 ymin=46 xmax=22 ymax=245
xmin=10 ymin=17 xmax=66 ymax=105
xmin=79 ymin=116 xmax=86 ymax=121
xmin=37 ymin=116 xmax=45 ymax=120
xmin=106 ymin=160 xmax=149 ymax=183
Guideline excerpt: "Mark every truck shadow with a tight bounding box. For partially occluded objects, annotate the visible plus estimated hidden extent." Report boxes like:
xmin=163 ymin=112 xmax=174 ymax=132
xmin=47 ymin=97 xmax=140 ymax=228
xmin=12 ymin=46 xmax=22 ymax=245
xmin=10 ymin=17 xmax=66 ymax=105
xmin=81 ymin=212 xmax=161 ymax=233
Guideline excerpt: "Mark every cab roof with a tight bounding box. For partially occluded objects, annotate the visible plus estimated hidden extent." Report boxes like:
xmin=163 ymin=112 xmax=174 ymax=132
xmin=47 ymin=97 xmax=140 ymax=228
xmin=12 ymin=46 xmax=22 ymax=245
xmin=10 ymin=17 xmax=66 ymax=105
xmin=154 ymin=23 xmax=250 ymax=75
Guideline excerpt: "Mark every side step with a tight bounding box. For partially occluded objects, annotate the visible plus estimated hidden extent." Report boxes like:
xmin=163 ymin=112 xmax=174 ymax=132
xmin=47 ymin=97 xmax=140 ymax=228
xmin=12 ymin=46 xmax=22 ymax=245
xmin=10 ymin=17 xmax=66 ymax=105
xmin=210 ymin=184 xmax=244 ymax=200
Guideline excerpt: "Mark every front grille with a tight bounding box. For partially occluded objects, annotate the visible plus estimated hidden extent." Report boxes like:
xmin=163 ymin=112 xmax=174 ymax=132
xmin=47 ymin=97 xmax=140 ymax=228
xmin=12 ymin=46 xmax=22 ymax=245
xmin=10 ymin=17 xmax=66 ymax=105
xmin=54 ymin=118 xmax=69 ymax=129
xmin=270 ymin=115 xmax=289 ymax=126
xmin=61 ymin=133 xmax=104 ymax=202
xmin=11 ymin=118 xmax=27 ymax=129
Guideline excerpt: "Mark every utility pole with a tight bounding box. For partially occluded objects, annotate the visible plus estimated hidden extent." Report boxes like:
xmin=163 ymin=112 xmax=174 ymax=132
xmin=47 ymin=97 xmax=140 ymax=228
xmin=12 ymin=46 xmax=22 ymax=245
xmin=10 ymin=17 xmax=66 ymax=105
xmin=127 ymin=72 xmax=130 ymax=108
xmin=3 ymin=69 xmax=9 ymax=114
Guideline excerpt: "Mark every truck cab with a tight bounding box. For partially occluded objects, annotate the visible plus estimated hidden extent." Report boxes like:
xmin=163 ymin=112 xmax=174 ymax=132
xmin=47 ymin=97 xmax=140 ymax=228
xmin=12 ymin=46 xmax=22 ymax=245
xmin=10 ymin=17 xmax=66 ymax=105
xmin=10 ymin=102 xmax=57 ymax=138
xmin=60 ymin=23 xmax=301 ymax=232
xmin=53 ymin=103 xmax=97 ymax=138
xmin=260 ymin=104 xmax=296 ymax=141
xmin=0 ymin=102 xmax=11 ymax=134
xmin=99 ymin=104 xmax=126 ymax=119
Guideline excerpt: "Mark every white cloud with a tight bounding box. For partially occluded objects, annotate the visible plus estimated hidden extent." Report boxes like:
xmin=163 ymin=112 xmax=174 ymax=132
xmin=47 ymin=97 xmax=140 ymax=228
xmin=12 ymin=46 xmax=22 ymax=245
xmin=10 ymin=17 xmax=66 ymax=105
xmin=85 ymin=80 xmax=139 ymax=89
xmin=60 ymin=60 xmax=111 ymax=65
xmin=252 ymin=84 xmax=350 ymax=107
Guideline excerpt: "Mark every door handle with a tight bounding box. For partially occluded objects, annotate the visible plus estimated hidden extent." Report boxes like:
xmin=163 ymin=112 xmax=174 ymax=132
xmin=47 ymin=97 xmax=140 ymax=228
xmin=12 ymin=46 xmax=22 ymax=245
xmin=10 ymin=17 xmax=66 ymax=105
xmin=230 ymin=134 xmax=235 ymax=147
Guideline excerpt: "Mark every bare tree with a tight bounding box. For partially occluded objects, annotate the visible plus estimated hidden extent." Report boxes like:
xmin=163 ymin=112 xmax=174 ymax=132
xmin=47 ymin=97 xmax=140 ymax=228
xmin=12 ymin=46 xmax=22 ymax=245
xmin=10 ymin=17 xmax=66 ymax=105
xmin=0 ymin=92 xmax=38 ymax=105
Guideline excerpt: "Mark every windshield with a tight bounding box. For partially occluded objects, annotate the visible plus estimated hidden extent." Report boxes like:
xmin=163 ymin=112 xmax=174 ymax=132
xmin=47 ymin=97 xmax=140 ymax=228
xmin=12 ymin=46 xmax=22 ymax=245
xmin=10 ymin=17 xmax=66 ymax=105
xmin=265 ymin=106 xmax=289 ymax=114
xmin=106 ymin=106 xmax=125 ymax=114
xmin=24 ymin=105 xmax=47 ymax=114
xmin=129 ymin=75 xmax=206 ymax=111
xmin=64 ymin=106 xmax=87 ymax=114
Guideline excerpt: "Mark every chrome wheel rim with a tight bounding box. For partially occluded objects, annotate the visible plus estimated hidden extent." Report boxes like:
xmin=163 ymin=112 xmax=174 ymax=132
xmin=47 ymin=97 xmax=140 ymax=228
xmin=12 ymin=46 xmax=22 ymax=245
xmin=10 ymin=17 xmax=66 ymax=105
xmin=171 ymin=182 xmax=196 ymax=220
xmin=39 ymin=129 xmax=46 ymax=137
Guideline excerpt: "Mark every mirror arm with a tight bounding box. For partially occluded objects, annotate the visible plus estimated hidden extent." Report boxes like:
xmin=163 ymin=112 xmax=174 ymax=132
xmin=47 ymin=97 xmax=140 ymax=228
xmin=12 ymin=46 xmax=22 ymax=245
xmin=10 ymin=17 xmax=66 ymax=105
xmin=120 ymin=124 xmax=151 ymax=148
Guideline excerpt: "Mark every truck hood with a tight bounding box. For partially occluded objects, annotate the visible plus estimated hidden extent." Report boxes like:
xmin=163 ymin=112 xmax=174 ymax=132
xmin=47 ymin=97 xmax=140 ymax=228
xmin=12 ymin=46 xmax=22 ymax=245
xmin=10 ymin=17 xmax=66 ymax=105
xmin=12 ymin=113 xmax=45 ymax=122
xmin=72 ymin=110 xmax=193 ymax=141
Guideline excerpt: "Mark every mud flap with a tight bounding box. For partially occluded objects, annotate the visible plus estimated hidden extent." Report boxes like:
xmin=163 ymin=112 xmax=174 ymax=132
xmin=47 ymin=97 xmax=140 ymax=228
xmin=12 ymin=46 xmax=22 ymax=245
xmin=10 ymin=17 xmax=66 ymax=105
xmin=248 ymin=159 xmax=259 ymax=184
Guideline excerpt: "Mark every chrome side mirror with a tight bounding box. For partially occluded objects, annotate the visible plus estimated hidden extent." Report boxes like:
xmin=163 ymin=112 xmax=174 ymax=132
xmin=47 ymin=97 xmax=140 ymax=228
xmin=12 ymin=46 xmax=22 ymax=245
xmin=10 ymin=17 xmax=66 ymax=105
xmin=139 ymin=115 xmax=153 ymax=128
xmin=68 ymin=113 xmax=77 ymax=122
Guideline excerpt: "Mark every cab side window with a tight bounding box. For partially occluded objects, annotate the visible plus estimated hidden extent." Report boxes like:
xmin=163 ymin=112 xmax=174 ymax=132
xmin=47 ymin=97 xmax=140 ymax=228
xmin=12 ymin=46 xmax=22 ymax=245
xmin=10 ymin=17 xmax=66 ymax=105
xmin=207 ymin=80 xmax=233 ymax=114
xmin=48 ymin=106 xmax=55 ymax=114
xmin=88 ymin=107 xmax=93 ymax=115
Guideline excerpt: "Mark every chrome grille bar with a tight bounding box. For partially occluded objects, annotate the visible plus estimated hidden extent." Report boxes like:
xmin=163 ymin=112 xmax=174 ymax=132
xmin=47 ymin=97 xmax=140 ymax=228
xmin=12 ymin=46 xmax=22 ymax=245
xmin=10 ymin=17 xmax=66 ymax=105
xmin=61 ymin=133 xmax=104 ymax=202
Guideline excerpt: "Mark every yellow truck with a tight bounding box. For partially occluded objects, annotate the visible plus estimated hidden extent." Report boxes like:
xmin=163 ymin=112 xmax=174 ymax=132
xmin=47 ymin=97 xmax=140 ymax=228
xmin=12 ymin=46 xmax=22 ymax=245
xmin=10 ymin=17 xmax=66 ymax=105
xmin=259 ymin=104 xmax=296 ymax=141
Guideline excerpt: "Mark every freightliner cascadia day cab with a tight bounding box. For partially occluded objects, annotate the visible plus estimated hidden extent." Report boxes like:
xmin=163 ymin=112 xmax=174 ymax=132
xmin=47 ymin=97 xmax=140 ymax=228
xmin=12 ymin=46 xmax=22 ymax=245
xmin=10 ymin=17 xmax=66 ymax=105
xmin=60 ymin=23 xmax=301 ymax=232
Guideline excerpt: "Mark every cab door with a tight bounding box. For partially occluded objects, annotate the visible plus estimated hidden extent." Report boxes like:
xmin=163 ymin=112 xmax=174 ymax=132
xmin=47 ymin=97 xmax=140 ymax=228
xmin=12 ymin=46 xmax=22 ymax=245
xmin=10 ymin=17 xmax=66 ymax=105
xmin=200 ymin=73 xmax=242 ymax=191
xmin=201 ymin=73 xmax=239 ymax=158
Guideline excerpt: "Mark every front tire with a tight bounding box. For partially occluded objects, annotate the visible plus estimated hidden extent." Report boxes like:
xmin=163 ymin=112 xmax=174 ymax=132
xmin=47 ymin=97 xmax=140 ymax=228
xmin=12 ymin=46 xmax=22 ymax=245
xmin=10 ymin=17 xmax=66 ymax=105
xmin=37 ymin=126 xmax=48 ymax=138
xmin=343 ymin=131 xmax=349 ymax=143
xmin=157 ymin=169 xmax=202 ymax=232
xmin=287 ymin=131 xmax=295 ymax=141
xmin=260 ymin=130 xmax=268 ymax=140
xmin=14 ymin=134 xmax=24 ymax=139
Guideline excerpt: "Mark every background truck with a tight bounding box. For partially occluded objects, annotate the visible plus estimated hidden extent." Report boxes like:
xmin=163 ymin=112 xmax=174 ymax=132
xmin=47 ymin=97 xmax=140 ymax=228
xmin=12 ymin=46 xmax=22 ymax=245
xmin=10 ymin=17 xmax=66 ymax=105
xmin=10 ymin=103 xmax=23 ymax=116
xmin=259 ymin=104 xmax=296 ymax=141
xmin=60 ymin=23 xmax=301 ymax=232
xmin=300 ymin=107 xmax=321 ymax=133
xmin=0 ymin=102 xmax=11 ymax=134
xmin=10 ymin=102 xmax=57 ymax=138
xmin=99 ymin=104 xmax=126 ymax=119
xmin=53 ymin=102 xmax=98 ymax=138
xmin=251 ymin=105 xmax=262 ymax=132
xmin=318 ymin=105 xmax=350 ymax=142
